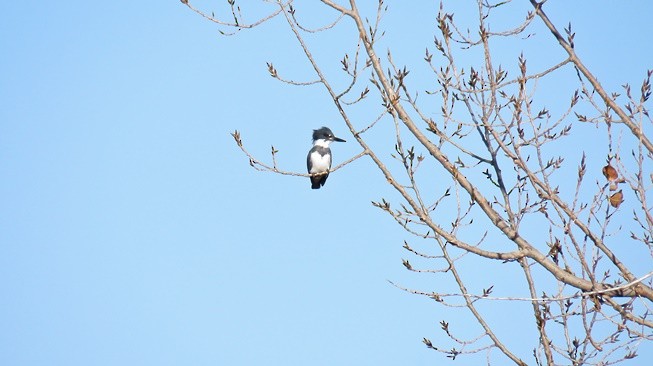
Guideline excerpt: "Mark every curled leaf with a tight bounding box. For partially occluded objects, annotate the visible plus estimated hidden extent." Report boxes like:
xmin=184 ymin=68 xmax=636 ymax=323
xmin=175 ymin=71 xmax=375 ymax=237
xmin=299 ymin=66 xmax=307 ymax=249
xmin=602 ymin=164 xmax=618 ymax=181
xmin=609 ymin=190 xmax=624 ymax=208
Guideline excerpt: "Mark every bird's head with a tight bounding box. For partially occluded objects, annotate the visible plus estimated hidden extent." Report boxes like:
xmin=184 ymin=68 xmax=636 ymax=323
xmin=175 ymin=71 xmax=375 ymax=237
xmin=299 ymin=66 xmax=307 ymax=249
xmin=312 ymin=126 xmax=346 ymax=146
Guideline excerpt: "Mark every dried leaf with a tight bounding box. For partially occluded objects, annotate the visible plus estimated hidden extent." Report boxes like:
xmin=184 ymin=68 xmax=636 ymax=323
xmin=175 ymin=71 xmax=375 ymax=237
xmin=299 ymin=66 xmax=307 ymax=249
xmin=602 ymin=164 xmax=618 ymax=181
xmin=609 ymin=190 xmax=624 ymax=208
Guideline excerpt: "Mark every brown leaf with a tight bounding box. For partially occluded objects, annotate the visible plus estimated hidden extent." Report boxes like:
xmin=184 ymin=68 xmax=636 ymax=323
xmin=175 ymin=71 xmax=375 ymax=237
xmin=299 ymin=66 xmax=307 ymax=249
xmin=602 ymin=164 xmax=618 ymax=181
xmin=609 ymin=190 xmax=624 ymax=208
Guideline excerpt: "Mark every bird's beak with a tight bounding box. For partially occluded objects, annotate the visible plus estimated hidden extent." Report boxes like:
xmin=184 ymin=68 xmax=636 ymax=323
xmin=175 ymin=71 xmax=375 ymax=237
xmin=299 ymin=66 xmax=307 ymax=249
xmin=334 ymin=136 xmax=346 ymax=142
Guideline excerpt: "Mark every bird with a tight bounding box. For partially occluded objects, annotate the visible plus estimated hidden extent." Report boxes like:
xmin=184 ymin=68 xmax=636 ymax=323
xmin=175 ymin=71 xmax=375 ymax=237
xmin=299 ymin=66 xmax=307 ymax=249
xmin=306 ymin=126 xmax=346 ymax=189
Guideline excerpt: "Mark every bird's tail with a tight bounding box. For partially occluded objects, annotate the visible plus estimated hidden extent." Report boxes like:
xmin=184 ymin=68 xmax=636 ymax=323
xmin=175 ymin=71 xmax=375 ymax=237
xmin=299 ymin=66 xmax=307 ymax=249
xmin=311 ymin=178 xmax=322 ymax=189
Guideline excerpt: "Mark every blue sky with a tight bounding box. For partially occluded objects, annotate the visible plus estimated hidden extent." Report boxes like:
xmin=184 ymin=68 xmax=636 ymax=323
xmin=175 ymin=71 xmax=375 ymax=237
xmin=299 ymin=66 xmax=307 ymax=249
xmin=1 ymin=1 xmax=652 ymax=365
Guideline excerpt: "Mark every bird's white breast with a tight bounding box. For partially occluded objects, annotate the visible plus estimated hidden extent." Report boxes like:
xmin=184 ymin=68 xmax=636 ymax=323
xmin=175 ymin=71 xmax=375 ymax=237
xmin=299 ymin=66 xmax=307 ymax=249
xmin=309 ymin=151 xmax=331 ymax=173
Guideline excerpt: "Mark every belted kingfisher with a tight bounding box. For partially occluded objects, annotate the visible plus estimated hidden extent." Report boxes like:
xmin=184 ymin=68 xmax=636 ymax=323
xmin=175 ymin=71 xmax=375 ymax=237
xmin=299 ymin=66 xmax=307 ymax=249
xmin=306 ymin=126 xmax=346 ymax=189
